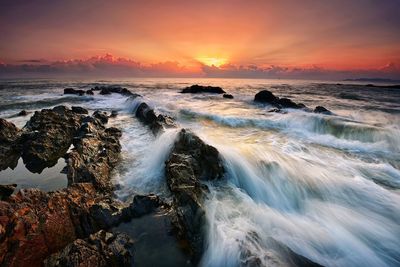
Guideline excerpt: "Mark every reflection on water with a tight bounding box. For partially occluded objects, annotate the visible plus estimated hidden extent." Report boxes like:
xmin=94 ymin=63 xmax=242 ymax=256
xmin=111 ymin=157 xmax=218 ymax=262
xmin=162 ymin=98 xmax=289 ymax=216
xmin=112 ymin=209 xmax=193 ymax=267
xmin=0 ymin=158 xmax=67 ymax=192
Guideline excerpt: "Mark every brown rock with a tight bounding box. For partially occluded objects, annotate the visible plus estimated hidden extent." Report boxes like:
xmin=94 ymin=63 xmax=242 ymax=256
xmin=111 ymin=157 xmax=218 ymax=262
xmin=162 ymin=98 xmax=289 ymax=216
xmin=0 ymin=118 xmax=21 ymax=171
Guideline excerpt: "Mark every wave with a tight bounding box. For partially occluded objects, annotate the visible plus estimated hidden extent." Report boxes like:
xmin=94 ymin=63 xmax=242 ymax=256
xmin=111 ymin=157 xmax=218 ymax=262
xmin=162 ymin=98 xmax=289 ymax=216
xmin=180 ymin=109 xmax=400 ymax=154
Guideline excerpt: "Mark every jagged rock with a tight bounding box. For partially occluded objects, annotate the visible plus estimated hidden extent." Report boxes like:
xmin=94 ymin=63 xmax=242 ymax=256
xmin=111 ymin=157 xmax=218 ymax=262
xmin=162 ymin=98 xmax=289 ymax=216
xmin=71 ymin=106 xmax=89 ymax=115
xmin=276 ymin=98 xmax=302 ymax=109
xmin=93 ymin=110 xmax=109 ymax=124
xmin=21 ymin=106 xmax=83 ymax=173
xmin=165 ymin=129 xmax=224 ymax=260
xmin=181 ymin=84 xmax=226 ymax=94
xmin=223 ymin=93 xmax=234 ymax=99
xmin=314 ymin=106 xmax=333 ymax=115
xmin=135 ymin=102 xmax=175 ymax=135
xmin=0 ymin=184 xmax=17 ymax=200
xmin=86 ymin=89 xmax=94 ymax=95
xmin=0 ymin=185 xmax=157 ymax=267
xmin=44 ymin=230 xmax=134 ymax=267
xmin=254 ymin=90 xmax=278 ymax=103
xmin=66 ymin=116 xmax=121 ymax=191
xmin=64 ymin=88 xmax=85 ymax=96
xmin=0 ymin=118 xmax=21 ymax=171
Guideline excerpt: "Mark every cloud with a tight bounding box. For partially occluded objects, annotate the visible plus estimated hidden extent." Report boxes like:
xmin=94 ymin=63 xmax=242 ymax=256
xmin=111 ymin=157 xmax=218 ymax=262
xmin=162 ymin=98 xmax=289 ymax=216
xmin=1 ymin=54 xmax=399 ymax=80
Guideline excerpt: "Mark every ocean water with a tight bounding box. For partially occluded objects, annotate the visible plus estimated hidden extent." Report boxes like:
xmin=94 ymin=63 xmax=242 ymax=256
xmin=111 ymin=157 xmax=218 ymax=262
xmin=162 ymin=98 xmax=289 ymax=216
xmin=0 ymin=78 xmax=399 ymax=266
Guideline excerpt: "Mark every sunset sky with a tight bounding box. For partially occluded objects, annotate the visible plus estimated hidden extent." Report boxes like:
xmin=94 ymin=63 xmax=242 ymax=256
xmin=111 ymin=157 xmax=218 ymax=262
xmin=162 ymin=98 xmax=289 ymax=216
xmin=1 ymin=0 xmax=400 ymax=79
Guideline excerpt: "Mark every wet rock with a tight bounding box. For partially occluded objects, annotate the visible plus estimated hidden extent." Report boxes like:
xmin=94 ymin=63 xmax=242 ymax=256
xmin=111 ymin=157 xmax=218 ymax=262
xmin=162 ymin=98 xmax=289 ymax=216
xmin=181 ymin=84 xmax=226 ymax=94
xmin=98 ymin=86 xmax=136 ymax=96
xmin=0 ymin=184 xmax=137 ymax=267
xmin=135 ymin=102 xmax=175 ymax=135
xmin=314 ymin=106 xmax=333 ymax=115
xmin=66 ymin=116 xmax=122 ymax=191
xmin=254 ymin=90 xmax=278 ymax=103
xmin=0 ymin=184 xmax=17 ymax=200
xmin=110 ymin=110 xmax=118 ymax=118
xmin=165 ymin=129 xmax=224 ymax=260
xmin=71 ymin=106 xmax=89 ymax=115
xmin=64 ymin=88 xmax=85 ymax=96
xmin=223 ymin=93 xmax=234 ymax=99
xmin=129 ymin=194 xmax=160 ymax=217
xmin=44 ymin=230 xmax=134 ymax=267
xmin=276 ymin=98 xmax=302 ymax=109
xmin=86 ymin=89 xmax=94 ymax=95
xmin=93 ymin=110 xmax=109 ymax=124
xmin=0 ymin=118 xmax=22 ymax=171
xmin=17 ymin=110 xmax=28 ymax=116
xmin=21 ymin=106 xmax=83 ymax=173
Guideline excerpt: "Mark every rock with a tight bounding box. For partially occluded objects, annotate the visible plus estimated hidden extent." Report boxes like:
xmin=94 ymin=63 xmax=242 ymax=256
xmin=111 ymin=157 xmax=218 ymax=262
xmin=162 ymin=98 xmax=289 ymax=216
xmin=71 ymin=106 xmax=89 ymax=115
xmin=93 ymin=110 xmax=109 ymax=124
xmin=66 ymin=117 xmax=122 ymax=191
xmin=98 ymin=86 xmax=136 ymax=96
xmin=17 ymin=110 xmax=28 ymax=116
xmin=314 ymin=106 xmax=333 ymax=115
xmin=0 ymin=183 xmax=142 ymax=267
xmin=44 ymin=230 xmax=134 ymax=267
xmin=86 ymin=89 xmax=94 ymax=95
xmin=0 ymin=184 xmax=17 ymax=200
xmin=21 ymin=106 xmax=83 ymax=173
xmin=223 ymin=93 xmax=234 ymax=99
xmin=254 ymin=90 xmax=278 ymax=103
xmin=254 ymin=90 xmax=307 ymax=109
xmin=276 ymin=98 xmax=302 ymax=109
xmin=0 ymin=118 xmax=22 ymax=171
xmin=181 ymin=84 xmax=226 ymax=94
xmin=64 ymin=88 xmax=85 ymax=96
xmin=129 ymin=194 xmax=160 ymax=217
xmin=135 ymin=102 xmax=175 ymax=135
xmin=110 ymin=110 xmax=118 ymax=118
xmin=165 ymin=129 xmax=224 ymax=260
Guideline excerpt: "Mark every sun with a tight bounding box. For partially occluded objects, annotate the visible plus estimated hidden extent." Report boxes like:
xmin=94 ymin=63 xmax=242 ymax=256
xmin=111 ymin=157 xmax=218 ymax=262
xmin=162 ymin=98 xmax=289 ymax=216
xmin=197 ymin=57 xmax=227 ymax=67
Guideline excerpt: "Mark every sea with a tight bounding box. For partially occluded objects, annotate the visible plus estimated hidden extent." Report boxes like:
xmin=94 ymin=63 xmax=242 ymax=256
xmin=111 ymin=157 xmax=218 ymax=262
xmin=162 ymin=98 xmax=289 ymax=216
xmin=0 ymin=78 xmax=399 ymax=267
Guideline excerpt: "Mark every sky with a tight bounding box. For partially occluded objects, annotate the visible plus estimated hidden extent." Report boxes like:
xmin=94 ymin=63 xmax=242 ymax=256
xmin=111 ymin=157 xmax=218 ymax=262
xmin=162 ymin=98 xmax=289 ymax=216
xmin=1 ymin=0 xmax=400 ymax=79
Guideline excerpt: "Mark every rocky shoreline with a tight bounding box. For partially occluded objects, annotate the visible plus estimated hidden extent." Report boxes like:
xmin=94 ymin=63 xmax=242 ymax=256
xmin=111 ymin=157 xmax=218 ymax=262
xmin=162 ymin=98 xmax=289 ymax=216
xmin=0 ymin=85 xmax=328 ymax=267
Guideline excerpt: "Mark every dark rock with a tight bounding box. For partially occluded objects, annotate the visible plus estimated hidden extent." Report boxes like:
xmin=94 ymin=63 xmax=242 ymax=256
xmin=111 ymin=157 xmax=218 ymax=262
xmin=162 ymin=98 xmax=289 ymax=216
xmin=135 ymin=102 xmax=175 ymax=135
xmin=181 ymin=84 xmax=226 ymax=94
xmin=110 ymin=110 xmax=118 ymax=118
xmin=129 ymin=194 xmax=160 ymax=217
xmin=254 ymin=90 xmax=278 ymax=103
xmin=276 ymin=98 xmax=302 ymax=109
xmin=0 ymin=184 xmax=17 ymax=200
xmin=93 ymin=110 xmax=109 ymax=124
xmin=66 ymin=118 xmax=122 ymax=191
xmin=223 ymin=94 xmax=234 ymax=99
xmin=86 ymin=89 xmax=94 ymax=95
xmin=314 ymin=106 xmax=333 ymax=115
xmin=44 ymin=230 xmax=134 ymax=267
xmin=98 ymin=86 xmax=135 ymax=96
xmin=0 ymin=118 xmax=21 ymax=171
xmin=21 ymin=106 xmax=82 ymax=173
xmin=17 ymin=110 xmax=28 ymax=116
xmin=64 ymin=88 xmax=85 ymax=96
xmin=71 ymin=106 xmax=89 ymax=115
xmin=165 ymin=129 xmax=224 ymax=260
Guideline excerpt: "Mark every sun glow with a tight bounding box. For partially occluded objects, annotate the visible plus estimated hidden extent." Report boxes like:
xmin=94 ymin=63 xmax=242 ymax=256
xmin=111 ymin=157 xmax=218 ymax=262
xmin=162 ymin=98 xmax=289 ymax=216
xmin=197 ymin=57 xmax=227 ymax=67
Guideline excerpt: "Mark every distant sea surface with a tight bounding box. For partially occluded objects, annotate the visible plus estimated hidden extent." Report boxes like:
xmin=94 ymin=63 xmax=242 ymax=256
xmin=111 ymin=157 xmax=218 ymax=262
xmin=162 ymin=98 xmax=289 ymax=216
xmin=1 ymin=78 xmax=399 ymax=267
